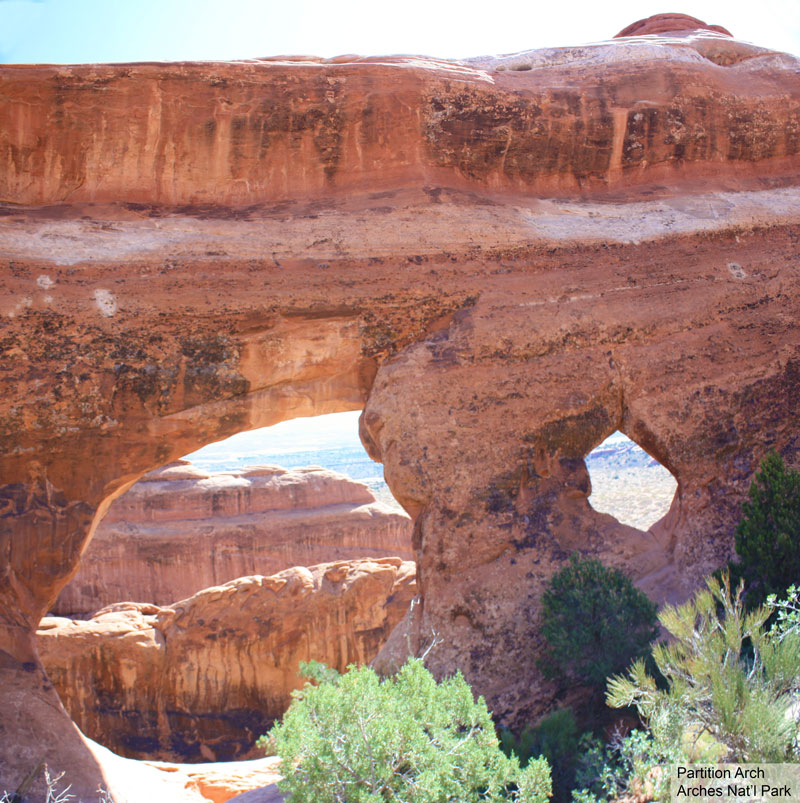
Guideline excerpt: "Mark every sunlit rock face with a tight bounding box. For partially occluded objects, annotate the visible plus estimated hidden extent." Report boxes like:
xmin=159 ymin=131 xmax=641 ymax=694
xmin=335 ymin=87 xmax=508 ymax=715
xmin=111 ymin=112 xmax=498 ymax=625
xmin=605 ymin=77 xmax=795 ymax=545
xmin=38 ymin=558 xmax=416 ymax=762
xmin=3 ymin=14 xmax=800 ymax=796
xmin=54 ymin=461 xmax=413 ymax=616
xmin=614 ymin=12 xmax=733 ymax=37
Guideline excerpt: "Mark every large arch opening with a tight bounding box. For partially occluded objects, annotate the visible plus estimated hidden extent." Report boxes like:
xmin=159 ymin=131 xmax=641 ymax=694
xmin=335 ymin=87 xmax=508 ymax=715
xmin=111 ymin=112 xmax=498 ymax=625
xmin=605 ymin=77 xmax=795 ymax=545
xmin=585 ymin=430 xmax=678 ymax=531
xmin=41 ymin=410 xmax=415 ymax=764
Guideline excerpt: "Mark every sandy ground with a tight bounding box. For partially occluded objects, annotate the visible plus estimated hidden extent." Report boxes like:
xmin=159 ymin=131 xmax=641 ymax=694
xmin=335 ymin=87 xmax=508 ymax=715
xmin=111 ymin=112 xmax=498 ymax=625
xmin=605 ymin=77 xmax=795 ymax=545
xmin=588 ymin=463 xmax=677 ymax=531
xmin=84 ymin=738 xmax=282 ymax=803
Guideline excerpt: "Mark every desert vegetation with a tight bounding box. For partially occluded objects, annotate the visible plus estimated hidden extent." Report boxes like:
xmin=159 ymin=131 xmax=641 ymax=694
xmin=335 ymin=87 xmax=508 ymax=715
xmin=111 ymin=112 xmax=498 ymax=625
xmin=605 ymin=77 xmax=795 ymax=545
xmin=262 ymin=658 xmax=551 ymax=802
xmin=9 ymin=456 xmax=799 ymax=802
xmin=607 ymin=574 xmax=800 ymax=758
xmin=0 ymin=766 xmax=111 ymax=803
xmin=537 ymin=553 xmax=659 ymax=693
xmin=720 ymin=451 xmax=800 ymax=607
xmin=264 ymin=578 xmax=799 ymax=803
xmin=259 ymin=452 xmax=800 ymax=803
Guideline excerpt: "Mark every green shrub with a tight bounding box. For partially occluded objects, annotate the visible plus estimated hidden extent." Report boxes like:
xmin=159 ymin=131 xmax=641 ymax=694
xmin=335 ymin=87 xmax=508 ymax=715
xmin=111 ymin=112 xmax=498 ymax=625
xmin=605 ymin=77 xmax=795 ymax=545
xmin=607 ymin=573 xmax=800 ymax=762
xmin=729 ymin=451 xmax=800 ymax=606
xmin=571 ymin=728 xmax=679 ymax=803
xmin=500 ymin=709 xmax=580 ymax=803
xmin=767 ymin=584 xmax=800 ymax=641
xmin=538 ymin=553 xmax=659 ymax=691
xmin=262 ymin=658 xmax=551 ymax=803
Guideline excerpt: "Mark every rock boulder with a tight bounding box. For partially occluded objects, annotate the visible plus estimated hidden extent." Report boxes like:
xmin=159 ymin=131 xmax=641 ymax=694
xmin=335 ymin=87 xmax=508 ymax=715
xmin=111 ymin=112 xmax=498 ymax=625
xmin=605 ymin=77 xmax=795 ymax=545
xmin=614 ymin=13 xmax=733 ymax=38
xmin=38 ymin=558 xmax=416 ymax=762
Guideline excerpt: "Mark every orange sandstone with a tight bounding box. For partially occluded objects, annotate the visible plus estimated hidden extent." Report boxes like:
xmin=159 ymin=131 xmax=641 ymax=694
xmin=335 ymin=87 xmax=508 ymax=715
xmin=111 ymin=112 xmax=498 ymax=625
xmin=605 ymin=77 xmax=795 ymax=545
xmin=39 ymin=558 xmax=416 ymax=762
xmin=2 ymin=16 xmax=800 ymax=798
xmin=54 ymin=462 xmax=412 ymax=615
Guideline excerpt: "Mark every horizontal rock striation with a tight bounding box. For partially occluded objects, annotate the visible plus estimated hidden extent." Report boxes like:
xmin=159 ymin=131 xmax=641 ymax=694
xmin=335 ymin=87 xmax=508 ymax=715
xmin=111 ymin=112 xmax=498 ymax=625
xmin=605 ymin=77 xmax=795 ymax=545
xmin=54 ymin=461 xmax=412 ymax=615
xmin=3 ymin=15 xmax=800 ymax=798
xmin=3 ymin=25 xmax=800 ymax=208
xmin=38 ymin=558 xmax=416 ymax=762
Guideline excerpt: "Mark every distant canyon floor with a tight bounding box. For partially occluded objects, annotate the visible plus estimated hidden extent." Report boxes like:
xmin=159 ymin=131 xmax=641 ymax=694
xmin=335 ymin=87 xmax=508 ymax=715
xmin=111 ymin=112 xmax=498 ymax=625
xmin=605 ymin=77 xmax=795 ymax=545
xmin=184 ymin=416 xmax=678 ymax=530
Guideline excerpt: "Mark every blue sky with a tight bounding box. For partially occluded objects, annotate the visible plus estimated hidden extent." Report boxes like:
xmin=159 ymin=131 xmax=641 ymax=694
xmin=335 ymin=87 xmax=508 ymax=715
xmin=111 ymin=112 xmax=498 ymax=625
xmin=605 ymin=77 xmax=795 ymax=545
xmin=2 ymin=0 xmax=799 ymax=64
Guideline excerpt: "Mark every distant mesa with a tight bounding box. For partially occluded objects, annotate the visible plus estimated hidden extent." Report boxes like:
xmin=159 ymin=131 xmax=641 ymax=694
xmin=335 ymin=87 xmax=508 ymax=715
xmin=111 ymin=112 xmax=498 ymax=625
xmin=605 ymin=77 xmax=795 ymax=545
xmin=614 ymin=12 xmax=733 ymax=38
xmin=54 ymin=461 xmax=413 ymax=616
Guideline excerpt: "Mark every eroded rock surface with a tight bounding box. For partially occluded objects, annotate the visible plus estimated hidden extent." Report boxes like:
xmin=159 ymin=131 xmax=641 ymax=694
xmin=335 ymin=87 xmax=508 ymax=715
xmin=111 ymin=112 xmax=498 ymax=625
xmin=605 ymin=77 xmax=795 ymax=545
xmin=38 ymin=558 xmax=416 ymax=762
xmin=4 ymin=22 xmax=800 ymax=206
xmin=140 ymin=756 xmax=283 ymax=803
xmin=614 ymin=13 xmax=732 ymax=38
xmin=3 ymin=15 xmax=800 ymax=797
xmin=54 ymin=461 xmax=412 ymax=615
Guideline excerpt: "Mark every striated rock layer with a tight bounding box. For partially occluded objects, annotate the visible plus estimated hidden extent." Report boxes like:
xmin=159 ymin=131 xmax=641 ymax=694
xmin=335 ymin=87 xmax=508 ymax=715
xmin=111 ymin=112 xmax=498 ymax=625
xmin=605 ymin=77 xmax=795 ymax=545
xmin=2 ymin=15 xmax=800 ymax=798
xmin=3 ymin=20 xmax=800 ymax=206
xmin=38 ymin=558 xmax=416 ymax=762
xmin=54 ymin=461 xmax=412 ymax=616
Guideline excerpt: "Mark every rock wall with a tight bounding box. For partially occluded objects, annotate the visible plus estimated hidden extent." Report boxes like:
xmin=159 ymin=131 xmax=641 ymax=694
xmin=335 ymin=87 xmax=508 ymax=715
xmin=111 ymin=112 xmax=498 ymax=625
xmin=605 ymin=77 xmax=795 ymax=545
xmin=38 ymin=558 xmax=416 ymax=762
xmin=2 ymin=14 xmax=800 ymax=798
xmin=3 ymin=19 xmax=800 ymax=207
xmin=54 ymin=461 xmax=412 ymax=615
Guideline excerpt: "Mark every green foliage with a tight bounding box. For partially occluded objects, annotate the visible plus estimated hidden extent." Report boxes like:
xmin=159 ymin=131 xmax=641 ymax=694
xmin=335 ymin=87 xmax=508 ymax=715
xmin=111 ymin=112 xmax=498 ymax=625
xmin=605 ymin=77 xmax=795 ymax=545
xmin=731 ymin=451 xmax=800 ymax=606
xmin=538 ymin=553 xmax=659 ymax=690
xmin=264 ymin=658 xmax=552 ymax=803
xmin=571 ymin=729 xmax=678 ymax=803
xmin=767 ymin=584 xmax=800 ymax=641
xmin=500 ymin=709 xmax=580 ymax=803
xmin=297 ymin=658 xmax=343 ymax=686
xmin=607 ymin=573 xmax=800 ymax=762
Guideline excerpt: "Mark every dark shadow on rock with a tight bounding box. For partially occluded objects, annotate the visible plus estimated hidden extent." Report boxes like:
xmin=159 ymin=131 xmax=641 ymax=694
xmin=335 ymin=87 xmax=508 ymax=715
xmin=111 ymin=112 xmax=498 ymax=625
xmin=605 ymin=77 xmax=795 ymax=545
xmin=228 ymin=784 xmax=287 ymax=803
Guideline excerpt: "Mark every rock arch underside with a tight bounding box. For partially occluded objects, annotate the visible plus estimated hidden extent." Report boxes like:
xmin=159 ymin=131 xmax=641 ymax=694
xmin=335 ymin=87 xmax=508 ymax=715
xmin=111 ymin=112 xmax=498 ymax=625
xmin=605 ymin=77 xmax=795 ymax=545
xmin=2 ymin=14 xmax=800 ymax=799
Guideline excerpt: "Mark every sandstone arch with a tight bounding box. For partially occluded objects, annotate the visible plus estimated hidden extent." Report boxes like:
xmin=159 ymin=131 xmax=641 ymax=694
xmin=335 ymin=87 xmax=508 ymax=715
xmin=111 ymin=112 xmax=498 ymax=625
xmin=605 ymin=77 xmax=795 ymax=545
xmin=0 ymin=316 xmax=382 ymax=796
xmin=2 ymin=19 xmax=800 ymax=798
xmin=365 ymin=282 xmax=800 ymax=724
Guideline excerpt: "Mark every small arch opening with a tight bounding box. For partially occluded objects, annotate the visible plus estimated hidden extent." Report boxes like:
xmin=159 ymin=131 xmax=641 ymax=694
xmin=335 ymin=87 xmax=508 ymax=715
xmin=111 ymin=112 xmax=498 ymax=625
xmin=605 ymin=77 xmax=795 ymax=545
xmin=586 ymin=430 xmax=677 ymax=531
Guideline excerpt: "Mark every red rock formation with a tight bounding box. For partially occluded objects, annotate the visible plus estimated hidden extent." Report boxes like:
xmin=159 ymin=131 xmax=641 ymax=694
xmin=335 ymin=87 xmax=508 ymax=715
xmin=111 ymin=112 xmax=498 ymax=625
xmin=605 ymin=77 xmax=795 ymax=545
xmin=38 ymin=558 xmax=416 ymax=762
xmin=157 ymin=757 xmax=282 ymax=803
xmin=2 ymin=20 xmax=800 ymax=798
xmin=141 ymin=756 xmax=282 ymax=803
xmin=614 ymin=13 xmax=732 ymax=38
xmin=54 ymin=462 xmax=412 ymax=616
xmin=2 ymin=26 xmax=799 ymax=209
